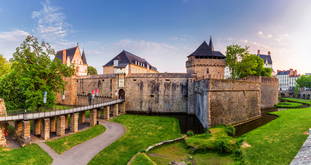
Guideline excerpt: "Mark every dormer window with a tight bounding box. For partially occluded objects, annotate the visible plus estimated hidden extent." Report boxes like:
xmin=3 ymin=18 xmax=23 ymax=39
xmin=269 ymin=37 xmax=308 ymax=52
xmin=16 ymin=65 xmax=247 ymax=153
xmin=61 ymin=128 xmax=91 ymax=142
xmin=113 ymin=60 xmax=119 ymax=66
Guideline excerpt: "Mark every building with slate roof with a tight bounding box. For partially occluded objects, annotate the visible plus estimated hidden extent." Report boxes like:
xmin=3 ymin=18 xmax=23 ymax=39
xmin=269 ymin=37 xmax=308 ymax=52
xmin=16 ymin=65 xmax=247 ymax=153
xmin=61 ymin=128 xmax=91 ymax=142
xmin=276 ymin=69 xmax=300 ymax=91
xmin=55 ymin=45 xmax=88 ymax=76
xmin=186 ymin=37 xmax=226 ymax=79
xmin=103 ymin=50 xmax=158 ymax=75
xmin=256 ymin=50 xmax=273 ymax=69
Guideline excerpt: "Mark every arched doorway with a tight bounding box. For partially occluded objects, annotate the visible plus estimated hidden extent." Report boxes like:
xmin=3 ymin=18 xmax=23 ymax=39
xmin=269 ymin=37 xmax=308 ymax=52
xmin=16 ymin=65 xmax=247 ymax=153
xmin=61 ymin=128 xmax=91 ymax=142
xmin=118 ymin=89 xmax=125 ymax=100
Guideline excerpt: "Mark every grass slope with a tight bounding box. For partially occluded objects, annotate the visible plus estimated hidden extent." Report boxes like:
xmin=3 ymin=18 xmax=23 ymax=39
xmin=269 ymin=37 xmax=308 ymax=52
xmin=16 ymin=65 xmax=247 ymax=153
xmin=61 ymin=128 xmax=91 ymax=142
xmin=130 ymin=153 xmax=156 ymax=165
xmin=0 ymin=144 xmax=52 ymax=165
xmin=275 ymin=102 xmax=303 ymax=108
xmin=148 ymin=141 xmax=235 ymax=165
xmin=242 ymin=107 xmax=311 ymax=165
xmin=281 ymin=98 xmax=311 ymax=105
xmin=46 ymin=125 xmax=105 ymax=154
xmin=89 ymin=114 xmax=181 ymax=165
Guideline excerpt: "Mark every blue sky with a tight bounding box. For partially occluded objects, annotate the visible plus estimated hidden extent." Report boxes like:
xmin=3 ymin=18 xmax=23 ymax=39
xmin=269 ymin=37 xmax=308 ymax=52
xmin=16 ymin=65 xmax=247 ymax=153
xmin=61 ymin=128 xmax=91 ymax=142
xmin=0 ymin=0 xmax=310 ymax=73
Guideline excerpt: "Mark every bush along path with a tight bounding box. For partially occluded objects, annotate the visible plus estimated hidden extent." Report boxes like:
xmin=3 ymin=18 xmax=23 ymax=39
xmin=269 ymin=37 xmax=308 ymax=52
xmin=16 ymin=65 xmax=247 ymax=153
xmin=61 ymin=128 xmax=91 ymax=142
xmin=37 ymin=120 xmax=125 ymax=165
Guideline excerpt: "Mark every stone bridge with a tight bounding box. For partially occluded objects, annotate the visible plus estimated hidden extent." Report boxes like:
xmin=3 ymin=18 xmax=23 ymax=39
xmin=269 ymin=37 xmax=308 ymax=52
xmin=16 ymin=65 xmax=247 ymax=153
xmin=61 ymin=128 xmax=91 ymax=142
xmin=0 ymin=99 xmax=125 ymax=146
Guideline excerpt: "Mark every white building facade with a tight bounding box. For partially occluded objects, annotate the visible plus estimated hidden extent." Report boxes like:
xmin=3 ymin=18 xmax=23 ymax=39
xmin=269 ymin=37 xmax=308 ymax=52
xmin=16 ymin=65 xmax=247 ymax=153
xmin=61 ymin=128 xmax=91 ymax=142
xmin=276 ymin=69 xmax=300 ymax=91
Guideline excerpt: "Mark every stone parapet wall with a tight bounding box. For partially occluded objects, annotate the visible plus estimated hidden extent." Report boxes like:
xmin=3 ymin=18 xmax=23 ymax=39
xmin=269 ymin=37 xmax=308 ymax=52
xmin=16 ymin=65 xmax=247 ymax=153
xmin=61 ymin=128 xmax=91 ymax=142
xmin=125 ymin=74 xmax=193 ymax=113
xmin=193 ymin=79 xmax=261 ymax=128
xmin=241 ymin=76 xmax=279 ymax=108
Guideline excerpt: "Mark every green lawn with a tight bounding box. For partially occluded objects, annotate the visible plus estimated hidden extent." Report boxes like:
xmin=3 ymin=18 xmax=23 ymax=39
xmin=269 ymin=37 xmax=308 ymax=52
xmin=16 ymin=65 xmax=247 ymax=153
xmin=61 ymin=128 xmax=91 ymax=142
xmin=0 ymin=144 xmax=52 ymax=165
xmin=46 ymin=125 xmax=106 ymax=154
xmin=147 ymin=141 xmax=235 ymax=165
xmin=281 ymin=97 xmax=311 ymax=105
xmin=130 ymin=153 xmax=156 ymax=165
xmin=88 ymin=114 xmax=181 ymax=165
xmin=242 ymin=106 xmax=311 ymax=165
xmin=275 ymin=102 xmax=303 ymax=108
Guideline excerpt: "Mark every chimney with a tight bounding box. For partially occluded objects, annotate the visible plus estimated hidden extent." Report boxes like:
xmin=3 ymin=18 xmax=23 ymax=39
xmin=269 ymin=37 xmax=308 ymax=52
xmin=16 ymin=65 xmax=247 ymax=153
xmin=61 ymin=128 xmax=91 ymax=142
xmin=257 ymin=50 xmax=260 ymax=55
xmin=268 ymin=51 xmax=271 ymax=55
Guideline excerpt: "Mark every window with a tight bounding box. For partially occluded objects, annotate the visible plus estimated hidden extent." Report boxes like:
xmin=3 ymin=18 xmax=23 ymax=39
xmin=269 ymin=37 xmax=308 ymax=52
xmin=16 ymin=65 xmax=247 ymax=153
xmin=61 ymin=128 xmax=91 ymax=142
xmin=206 ymin=68 xmax=209 ymax=74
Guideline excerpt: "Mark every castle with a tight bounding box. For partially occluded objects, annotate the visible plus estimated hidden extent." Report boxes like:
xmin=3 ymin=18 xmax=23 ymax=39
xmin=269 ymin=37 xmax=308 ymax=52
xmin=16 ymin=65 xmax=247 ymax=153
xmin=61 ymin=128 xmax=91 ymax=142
xmin=55 ymin=45 xmax=88 ymax=76
xmin=57 ymin=38 xmax=279 ymax=128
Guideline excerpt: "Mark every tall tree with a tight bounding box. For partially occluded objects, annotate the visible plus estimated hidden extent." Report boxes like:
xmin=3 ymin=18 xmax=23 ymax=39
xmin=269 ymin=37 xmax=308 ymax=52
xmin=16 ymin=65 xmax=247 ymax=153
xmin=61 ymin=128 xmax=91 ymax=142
xmin=237 ymin=54 xmax=272 ymax=78
xmin=226 ymin=44 xmax=272 ymax=79
xmin=296 ymin=75 xmax=311 ymax=89
xmin=0 ymin=35 xmax=74 ymax=111
xmin=87 ymin=66 xmax=98 ymax=75
xmin=225 ymin=45 xmax=249 ymax=79
xmin=0 ymin=55 xmax=11 ymax=77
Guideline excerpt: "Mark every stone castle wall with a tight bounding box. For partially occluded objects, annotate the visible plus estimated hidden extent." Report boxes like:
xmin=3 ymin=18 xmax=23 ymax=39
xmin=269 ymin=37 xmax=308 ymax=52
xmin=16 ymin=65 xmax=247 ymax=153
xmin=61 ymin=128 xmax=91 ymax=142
xmin=192 ymin=79 xmax=261 ymax=128
xmin=58 ymin=74 xmax=278 ymax=128
xmin=240 ymin=76 xmax=279 ymax=109
xmin=56 ymin=77 xmax=77 ymax=105
xmin=124 ymin=73 xmax=193 ymax=113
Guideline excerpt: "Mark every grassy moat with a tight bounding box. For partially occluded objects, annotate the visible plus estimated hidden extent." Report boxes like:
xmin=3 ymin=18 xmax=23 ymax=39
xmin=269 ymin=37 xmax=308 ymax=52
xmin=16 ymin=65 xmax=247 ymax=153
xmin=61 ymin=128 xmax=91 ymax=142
xmin=1 ymin=98 xmax=311 ymax=165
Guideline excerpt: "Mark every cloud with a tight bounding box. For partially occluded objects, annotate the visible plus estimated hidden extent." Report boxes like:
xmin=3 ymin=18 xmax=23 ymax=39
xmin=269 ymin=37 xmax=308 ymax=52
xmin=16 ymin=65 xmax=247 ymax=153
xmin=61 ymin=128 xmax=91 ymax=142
xmin=0 ymin=30 xmax=29 ymax=59
xmin=32 ymin=0 xmax=72 ymax=47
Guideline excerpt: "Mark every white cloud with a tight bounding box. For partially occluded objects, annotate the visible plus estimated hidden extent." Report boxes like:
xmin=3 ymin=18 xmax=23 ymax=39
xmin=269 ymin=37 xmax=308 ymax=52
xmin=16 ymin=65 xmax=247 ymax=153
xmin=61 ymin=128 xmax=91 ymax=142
xmin=32 ymin=0 xmax=71 ymax=47
xmin=0 ymin=30 xmax=29 ymax=59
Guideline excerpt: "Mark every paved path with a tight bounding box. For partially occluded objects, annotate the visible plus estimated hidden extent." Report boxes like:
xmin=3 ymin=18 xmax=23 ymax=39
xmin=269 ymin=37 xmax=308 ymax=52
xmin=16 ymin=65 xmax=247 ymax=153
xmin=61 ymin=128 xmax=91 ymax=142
xmin=37 ymin=120 xmax=125 ymax=165
xmin=291 ymin=129 xmax=311 ymax=165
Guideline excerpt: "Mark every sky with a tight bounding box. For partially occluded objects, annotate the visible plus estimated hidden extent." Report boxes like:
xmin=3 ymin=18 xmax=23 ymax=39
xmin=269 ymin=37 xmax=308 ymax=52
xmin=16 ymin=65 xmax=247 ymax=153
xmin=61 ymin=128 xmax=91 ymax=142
xmin=0 ymin=0 xmax=310 ymax=74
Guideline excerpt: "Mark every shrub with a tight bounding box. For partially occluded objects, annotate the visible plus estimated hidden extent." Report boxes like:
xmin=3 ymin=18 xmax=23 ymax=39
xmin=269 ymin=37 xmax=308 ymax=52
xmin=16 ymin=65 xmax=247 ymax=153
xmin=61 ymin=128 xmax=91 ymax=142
xmin=185 ymin=126 xmax=241 ymax=154
xmin=186 ymin=130 xmax=194 ymax=137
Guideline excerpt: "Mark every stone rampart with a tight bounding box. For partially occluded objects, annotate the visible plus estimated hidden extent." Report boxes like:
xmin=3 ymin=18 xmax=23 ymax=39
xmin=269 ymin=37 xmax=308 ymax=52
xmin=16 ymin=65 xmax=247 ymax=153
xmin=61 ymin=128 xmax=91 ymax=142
xmin=125 ymin=73 xmax=193 ymax=113
xmin=241 ymin=76 xmax=279 ymax=108
xmin=193 ymin=79 xmax=261 ymax=128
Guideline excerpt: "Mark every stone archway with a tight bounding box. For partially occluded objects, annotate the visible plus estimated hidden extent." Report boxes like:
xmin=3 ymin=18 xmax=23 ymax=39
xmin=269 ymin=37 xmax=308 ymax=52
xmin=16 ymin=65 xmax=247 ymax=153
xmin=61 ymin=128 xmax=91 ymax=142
xmin=118 ymin=89 xmax=125 ymax=100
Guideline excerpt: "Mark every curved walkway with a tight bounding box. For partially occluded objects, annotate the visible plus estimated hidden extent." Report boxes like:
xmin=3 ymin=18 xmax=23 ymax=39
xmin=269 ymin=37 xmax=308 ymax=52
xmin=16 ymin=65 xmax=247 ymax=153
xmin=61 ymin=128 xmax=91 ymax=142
xmin=37 ymin=120 xmax=125 ymax=165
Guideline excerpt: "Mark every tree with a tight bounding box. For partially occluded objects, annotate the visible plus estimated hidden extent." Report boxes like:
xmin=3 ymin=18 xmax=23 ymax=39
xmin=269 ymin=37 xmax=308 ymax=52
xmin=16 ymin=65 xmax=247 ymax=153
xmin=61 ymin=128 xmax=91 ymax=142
xmin=225 ymin=45 xmax=249 ymax=79
xmin=0 ymin=35 xmax=74 ymax=111
xmin=87 ymin=66 xmax=98 ymax=75
xmin=296 ymin=75 xmax=311 ymax=89
xmin=0 ymin=55 xmax=11 ymax=77
xmin=237 ymin=54 xmax=272 ymax=78
xmin=226 ymin=44 xmax=272 ymax=79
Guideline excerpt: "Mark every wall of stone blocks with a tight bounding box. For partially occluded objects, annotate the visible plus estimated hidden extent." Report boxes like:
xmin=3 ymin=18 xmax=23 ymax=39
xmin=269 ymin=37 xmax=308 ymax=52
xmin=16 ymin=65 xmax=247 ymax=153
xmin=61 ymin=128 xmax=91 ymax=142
xmin=56 ymin=77 xmax=78 ymax=105
xmin=260 ymin=77 xmax=279 ymax=109
xmin=193 ymin=79 xmax=261 ymax=128
xmin=241 ymin=76 xmax=279 ymax=109
xmin=56 ymin=74 xmax=116 ymax=105
xmin=124 ymin=73 xmax=193 ymax=113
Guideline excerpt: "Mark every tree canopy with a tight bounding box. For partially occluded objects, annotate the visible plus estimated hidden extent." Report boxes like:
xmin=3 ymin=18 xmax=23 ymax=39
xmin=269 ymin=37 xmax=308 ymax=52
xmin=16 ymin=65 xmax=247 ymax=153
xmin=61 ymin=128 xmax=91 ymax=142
xmin=87 ymin=66 xmax=98 ymax=75
xmin=0 ymin=54 xmax=11 ymax=77
xmin=0 ymin=35 xmax=74 ymax=111
xmin=296 ymin=75 xmax=311 ymax=89
xmin=225 ymin=44 xmax=272 ymax=79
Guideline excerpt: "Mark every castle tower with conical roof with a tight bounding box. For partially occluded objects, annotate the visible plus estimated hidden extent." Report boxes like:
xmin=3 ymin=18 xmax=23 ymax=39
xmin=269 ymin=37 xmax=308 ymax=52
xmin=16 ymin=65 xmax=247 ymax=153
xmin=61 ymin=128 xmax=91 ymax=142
xmin=186 ymin=38 xmax=226 ymax=79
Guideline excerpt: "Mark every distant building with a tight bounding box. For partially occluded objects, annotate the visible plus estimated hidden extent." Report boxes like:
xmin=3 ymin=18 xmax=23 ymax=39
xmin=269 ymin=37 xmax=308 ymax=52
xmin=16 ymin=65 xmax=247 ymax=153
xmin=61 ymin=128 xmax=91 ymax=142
xmin=257 ymin=50 xmax=273 ymax=69
xmin=305 ymin=73 xmax=311 ymax=76
xmin=103 ymin=50 xmax=158 ymax=75
xmin=276 ymin=69 xmax=300 ymax=91
xmin=186 ymin=38 xmax=226 ymax=79
xmin=55 ymin=45 xmax=88 ymax=76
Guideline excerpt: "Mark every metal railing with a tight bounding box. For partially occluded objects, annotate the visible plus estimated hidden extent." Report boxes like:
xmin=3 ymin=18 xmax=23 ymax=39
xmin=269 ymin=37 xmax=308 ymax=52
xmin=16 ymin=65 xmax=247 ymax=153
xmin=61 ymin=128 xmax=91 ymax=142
xmin=0 ymin=99 xmax=124 ymax=122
